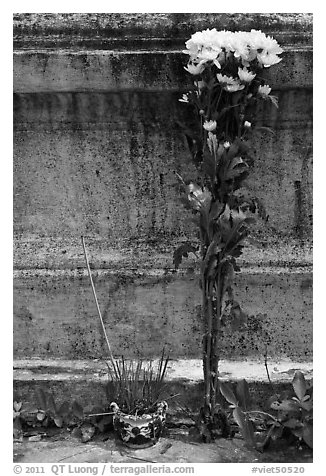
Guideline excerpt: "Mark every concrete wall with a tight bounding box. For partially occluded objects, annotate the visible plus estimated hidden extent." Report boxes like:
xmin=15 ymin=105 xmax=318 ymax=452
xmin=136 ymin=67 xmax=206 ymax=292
xmin=13 ymin=13 xmax=313 ymax=362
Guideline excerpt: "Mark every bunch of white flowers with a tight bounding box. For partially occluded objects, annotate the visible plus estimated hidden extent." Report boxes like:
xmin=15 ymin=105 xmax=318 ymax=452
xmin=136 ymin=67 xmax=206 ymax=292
xmin=183 ymin=28 xmax=283 ymax=72
xmin=180 ymin=28 xmax=282 ymax=129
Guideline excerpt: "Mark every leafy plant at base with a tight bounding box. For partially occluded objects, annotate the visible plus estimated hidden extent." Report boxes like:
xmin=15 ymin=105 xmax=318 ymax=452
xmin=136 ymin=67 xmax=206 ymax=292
xmin=219 ymin=371 xmax=312 ymax=451
xmin=13 ymin=401 xmax=24 ymax=440
xmin=175 ymin=28 xmax=283 ymax=441
xmin=13 ymin=390 xmax=121 ymax=443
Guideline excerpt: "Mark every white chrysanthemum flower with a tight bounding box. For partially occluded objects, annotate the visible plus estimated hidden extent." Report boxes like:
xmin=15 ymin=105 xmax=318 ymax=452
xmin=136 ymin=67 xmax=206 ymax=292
xmin=238 ymin=66 xmax=256 ymax=83
xmin=178 ymin=94 xmax=189 ymax=103
xmin=216 ymin=30 xmax=234 ymax=51
xmin=183 ymin=29 xmax=282 ymax=71
xmin=257 ymin=52 xmax=282 ymax=68
xmin=244 ymin=121 xmax=251 ymax=128
xmin=183 ymin=28 xmax=224 ymax=66
xmin=231 ymin=31 xmax=250 ymax=61
xmin=184 ymin=61 xmax=206 ymax=75
xmin=260 ymin=35 xmax=283 ymax=55
xmin=216 ymin=73 xmax=234 ymax=84
xmin=225 ymin=83 xmax=245 ymax=92
xmin=247 ymin=30 xmax=283 ymax=68
xmin=216 ymin=73 xmax=245 ymax=92
xmin=258 ymin=85 xmax=272 ymax=98
xmin=203 ymin=120 xmax=217 ymax=132
xmin=197 ymin=46 xmax=222 ymax=63
xmin=248 ymin=29 xmax=269 ymax=50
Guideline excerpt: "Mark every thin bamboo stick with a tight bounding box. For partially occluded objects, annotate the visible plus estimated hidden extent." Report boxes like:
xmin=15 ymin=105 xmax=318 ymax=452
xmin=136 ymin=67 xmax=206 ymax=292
xmin=81 ymin=236 xmax=116 ymax=368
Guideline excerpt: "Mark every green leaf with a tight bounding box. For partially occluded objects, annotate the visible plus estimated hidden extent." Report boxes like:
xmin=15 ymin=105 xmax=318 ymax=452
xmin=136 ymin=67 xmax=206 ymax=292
xmin=219 ymin=381 xmax=238 ymax=406
xmin=54 ymin=416 xmax=63 ymax=428
xmin=226 ymin=163 xmax=249 ymax=181
xmin=292 ymin=427 xmax=304 ymax=439
xmin=209 ymin=200 xmax=225 ymax=221
xmin=173 ymin=242 xmax=198 ymax=269
xmin=292 ymin=371 xmax=307 ymax=401
xmin=299 ymin=400 xmax=313 ymax=412
xmin=268 ymin=95 xmax=279 ymax=108
xmin=227 ymin=142 xmax=240 ymax=160
xmin=254 ymin=126 xmax=276 ymax=135
xmin=235 ymin=379 xmax=251 ymax=411
xmin=244 ymin=217 xmax=256 ymax=225
xmin=13 ymin=401 xmax=22 ymax=412
xmin=233 ymin=406 xmax=256 ymax=448
xmin=283 ymin=418 xmax=302 ymax=429
xmin=302 ymin=422 xmax=313 ymax=448
xmin=270 ymin=424 xmax=284 ymax=441
xmin=270 ymin=400 xmax=299 ymax=412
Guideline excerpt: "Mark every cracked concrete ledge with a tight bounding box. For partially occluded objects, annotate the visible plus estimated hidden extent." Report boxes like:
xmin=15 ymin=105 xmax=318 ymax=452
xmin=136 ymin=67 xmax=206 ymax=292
xmin=14 ymin=358 xmax=313 ymax=383
xmin=13 ymin=266 xmax=312 ymax=280
xmin=13 ymin=13 xmax=313 ymax=53
xmin=13 ymin=239 xmax=312 ymax=272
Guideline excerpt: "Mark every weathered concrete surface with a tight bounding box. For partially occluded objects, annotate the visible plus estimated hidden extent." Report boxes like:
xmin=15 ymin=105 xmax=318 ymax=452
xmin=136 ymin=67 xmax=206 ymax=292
xmin=13 ymin=13 xmax=312 ymax=49
xmin=13 ymin=89 xmax=312 ymax=243
xmin=13 ymin=14 xmax=313 ymax=366
xmin=13 ymin=433 xmax=313 ymax=464
xmin=13 ymin=268 xmax=312 ymax=360
xmin=13 ymin=49 xmax=312 ymax=93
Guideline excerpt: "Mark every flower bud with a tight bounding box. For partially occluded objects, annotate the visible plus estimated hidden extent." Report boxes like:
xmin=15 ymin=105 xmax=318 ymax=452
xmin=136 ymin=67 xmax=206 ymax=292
xmin=203 ymin=120 xmax=217 ymax=132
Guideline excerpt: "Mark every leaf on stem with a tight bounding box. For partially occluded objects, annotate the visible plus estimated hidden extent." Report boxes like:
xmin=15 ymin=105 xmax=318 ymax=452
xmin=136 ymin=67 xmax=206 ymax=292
xmin=173 ymin=242 xmax=198 ymax=269
xmin=54 ymin=416 xmax=63 ymax=428
xmin=219 ymin=381 xmax=238 ymax=406
xmin=270 ymin=400 xmax=299 ymax=412
xmin=235 ymin=379 xmax=251 ymax=411
xmin=13 ymin=401 xmax=22 ymax=412
xmin=233 ymin=406 xmax=256 ymax=448
xmin=302 ymin=422 xmax=313 ymax=448
xmin=292 ymin=371 xmax=307 ymax=401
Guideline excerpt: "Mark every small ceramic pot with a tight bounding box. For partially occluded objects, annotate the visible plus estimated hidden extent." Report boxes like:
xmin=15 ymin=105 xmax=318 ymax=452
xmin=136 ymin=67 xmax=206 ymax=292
xmin=110 ymin=401 xmax=168 ymax=448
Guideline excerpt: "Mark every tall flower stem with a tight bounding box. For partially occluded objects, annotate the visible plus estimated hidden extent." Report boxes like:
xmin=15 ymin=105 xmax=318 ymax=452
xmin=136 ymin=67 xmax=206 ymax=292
xmin=177 ymin=27 xmax=282 ymax=441
xmin=211 ymin=266 xmax=223 ymax=409
xmin=203 ymin=276 xmax=212 ymax=407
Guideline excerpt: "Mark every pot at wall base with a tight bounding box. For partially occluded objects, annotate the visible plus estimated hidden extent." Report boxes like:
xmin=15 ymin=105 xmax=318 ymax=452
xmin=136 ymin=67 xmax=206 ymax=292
xmin=110 ymin=401 xmax=168 ymax=449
